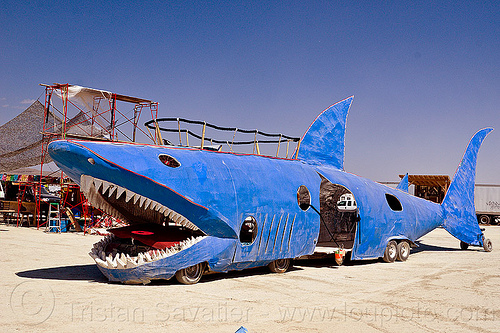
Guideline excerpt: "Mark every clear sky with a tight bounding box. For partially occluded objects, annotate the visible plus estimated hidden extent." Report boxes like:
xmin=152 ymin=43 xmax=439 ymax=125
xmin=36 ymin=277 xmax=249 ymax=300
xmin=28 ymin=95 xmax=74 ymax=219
xmin=1 ymin=1 xmax=498 ymax=183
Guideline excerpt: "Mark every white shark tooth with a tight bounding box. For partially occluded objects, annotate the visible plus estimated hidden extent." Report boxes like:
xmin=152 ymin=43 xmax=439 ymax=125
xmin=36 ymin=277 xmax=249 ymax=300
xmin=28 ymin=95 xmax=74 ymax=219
xmin=80 ymin=175 xmax=92 ymax=194
xmin=139 ymin=196 xmax=146 ymax=208
xmin=133 ymin=194 xmax=141 ymax=205
xmin=116 ymin=257 xmax=127 ymax=269
xmin=126 ymin=254 xmax=138 ymax=265
xmin=152 ymin=251 xmax=159 ymax=260
xmin=150 ymin=202 xmax=158 ymax=211
xmin=160 ymin=206 xmax=167 ymax=214
xmin=106 ymin=254 xmax=118 ymax=268
xmin=143 ymin=198 xmax=152 ymax=210
xmin=101 ymin=180 xmax=111 ymax=194
xmin=107 ymin=185 xmax=117 ymax=198
xmin=127 ymin=256 xmax=138 ymax=268
xmin=137 ymin=253 xmax=145 ymax=265
xmin=144 ymin=252 xmax=153 ymax=262
xmin=174 ymin=215 xmax=183 ymax=225
xmin=95 ymin=258 xmax=108 ymax=268
xmin=93 ymin=179 xmax=103 ymax=192
xmin=115 ymin=186 xmax=126 ymax=199
xmin=125 ymin=190 xmax=135 ymax=202
xmin=180 ymin=218 xmax=188 ymax=226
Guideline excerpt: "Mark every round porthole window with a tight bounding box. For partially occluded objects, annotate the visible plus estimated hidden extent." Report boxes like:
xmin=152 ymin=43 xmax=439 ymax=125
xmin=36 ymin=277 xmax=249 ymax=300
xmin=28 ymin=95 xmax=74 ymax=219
xmin=297 ymin=185 xmax=311 ymax=211
xmin=240 ymin=216 xmax=258 ymax=244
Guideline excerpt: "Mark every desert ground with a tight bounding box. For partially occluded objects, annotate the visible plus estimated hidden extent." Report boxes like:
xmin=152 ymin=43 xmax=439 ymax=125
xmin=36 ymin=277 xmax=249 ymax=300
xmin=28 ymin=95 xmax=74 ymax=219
xmin=1 ymin=224 xmax=499 ymax=333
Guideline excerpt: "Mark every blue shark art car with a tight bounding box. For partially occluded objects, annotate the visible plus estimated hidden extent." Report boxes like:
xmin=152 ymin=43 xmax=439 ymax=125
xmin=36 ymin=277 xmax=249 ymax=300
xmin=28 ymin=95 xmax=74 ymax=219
xmin=48 ymin=97 xmax=493 ymax=284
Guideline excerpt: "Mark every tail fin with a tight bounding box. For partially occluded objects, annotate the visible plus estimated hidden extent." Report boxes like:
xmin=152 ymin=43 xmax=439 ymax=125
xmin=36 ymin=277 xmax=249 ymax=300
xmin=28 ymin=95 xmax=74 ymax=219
xmin=297 ymin=97 xmax=353 ymax=169
xmin=441 ymin=128 xmax=493 ymax=245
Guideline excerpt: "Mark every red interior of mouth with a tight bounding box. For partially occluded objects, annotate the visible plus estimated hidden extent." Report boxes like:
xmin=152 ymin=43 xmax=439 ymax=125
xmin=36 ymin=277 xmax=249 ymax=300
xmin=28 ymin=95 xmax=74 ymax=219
xmin=108 ymin=223 xmax=194 ymax=250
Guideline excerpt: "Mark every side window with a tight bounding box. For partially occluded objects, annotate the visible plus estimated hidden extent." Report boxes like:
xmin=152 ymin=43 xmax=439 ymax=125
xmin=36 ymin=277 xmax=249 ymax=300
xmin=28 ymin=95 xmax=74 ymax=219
xmin=297 ymin=185 xmax=311 ymax=211
xmin=385 ymin=193 xmax=403 ymax=211
xmin=240 ymin=216 xmax=258 ymax=244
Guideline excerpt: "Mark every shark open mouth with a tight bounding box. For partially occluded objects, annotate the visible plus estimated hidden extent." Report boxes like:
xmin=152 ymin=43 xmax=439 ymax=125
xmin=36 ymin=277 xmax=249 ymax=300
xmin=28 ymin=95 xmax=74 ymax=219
xmin=81 ymin=175 xmax=207 ymax=270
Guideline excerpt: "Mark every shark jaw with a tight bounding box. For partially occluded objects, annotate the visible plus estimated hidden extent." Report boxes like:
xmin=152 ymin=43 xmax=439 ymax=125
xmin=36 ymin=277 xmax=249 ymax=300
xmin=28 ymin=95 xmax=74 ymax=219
xmin=81 ymin=175 xmax=207 ymax=271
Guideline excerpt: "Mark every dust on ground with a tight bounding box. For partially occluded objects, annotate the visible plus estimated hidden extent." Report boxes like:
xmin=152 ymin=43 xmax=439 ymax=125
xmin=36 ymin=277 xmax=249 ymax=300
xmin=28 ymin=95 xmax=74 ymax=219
xmin=1 ymin=225 xmax=499 ymax=332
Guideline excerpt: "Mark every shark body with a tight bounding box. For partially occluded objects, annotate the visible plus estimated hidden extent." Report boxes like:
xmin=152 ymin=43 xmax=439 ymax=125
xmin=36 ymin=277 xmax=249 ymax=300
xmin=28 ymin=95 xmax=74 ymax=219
xmin=48 ymin=97 xmax=493 ymax=284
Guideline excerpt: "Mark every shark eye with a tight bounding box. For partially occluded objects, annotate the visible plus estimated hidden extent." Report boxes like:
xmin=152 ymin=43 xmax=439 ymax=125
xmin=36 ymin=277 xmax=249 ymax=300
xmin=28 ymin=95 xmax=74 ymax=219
xmin=159 ymin=154 xmax=180 ymax=168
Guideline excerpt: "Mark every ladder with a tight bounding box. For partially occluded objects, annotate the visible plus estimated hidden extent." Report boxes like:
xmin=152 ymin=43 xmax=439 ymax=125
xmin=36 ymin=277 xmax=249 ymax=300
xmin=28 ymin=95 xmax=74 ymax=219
xmin=47 ymin=202 xmax=61 ymax=232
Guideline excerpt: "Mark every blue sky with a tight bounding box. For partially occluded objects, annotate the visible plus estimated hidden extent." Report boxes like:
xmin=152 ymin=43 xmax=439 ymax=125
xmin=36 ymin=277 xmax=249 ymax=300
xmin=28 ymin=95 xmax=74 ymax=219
xmin=1 ymin=1 xmax=498 ymax=183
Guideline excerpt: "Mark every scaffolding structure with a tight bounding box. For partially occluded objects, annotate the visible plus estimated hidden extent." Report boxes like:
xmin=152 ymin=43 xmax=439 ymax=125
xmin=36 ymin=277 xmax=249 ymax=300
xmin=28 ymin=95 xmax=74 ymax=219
xmin=37 ymin=83 xmax=159 ymax=232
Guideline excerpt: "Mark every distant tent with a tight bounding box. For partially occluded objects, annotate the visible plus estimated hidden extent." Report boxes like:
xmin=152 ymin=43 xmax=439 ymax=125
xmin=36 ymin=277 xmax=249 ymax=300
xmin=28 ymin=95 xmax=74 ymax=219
xmin=0 ymin=100 xmax=106 ymax=171
xmin=0 ymin=101 xmax=51 ymax=170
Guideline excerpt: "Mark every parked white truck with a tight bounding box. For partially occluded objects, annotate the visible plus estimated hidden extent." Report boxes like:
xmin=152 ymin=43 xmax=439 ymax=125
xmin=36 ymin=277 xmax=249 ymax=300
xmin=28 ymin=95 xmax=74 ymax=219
xmin=475 ymin=184 xmax=500 ymax=224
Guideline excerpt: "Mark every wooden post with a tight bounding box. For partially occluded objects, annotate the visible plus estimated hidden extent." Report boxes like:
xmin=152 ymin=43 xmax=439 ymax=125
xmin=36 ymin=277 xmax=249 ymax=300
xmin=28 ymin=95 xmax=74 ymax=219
xmin=201 ymin=122 xmax=206 ymax=149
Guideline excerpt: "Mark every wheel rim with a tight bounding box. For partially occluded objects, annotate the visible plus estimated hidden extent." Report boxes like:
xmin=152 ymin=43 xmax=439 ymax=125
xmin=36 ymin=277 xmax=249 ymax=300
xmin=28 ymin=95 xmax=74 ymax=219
xmin=275 ymin=259 xmax=288 ymax=270
xmin=480 ymin=216 xmax=489 ymax=224
xmin=389 ymin=244 xmax=397 ymax=259
xmin=185 ymin=264 xmax=201 ymax=279
xmin=401 ymin=244 xmax=408 ymax=257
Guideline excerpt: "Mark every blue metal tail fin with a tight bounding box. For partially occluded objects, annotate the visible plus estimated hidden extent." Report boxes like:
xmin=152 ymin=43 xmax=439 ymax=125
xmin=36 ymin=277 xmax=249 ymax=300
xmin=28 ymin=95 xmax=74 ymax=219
xmin=297 ymin=97 xmax=353 ymax=169
xmin=441 ymin=128 xmax=493 ymax=245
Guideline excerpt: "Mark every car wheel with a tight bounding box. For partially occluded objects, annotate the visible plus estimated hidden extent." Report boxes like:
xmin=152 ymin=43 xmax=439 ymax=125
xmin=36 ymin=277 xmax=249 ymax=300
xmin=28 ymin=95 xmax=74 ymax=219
xmin=268 ymin=259 xmax=291 ymax=273
xmin=383 ymin=240 xmax=397 ymax=263
xmin=396 ymin=241 xmax=410 ymax=261
xmin=175 ymin=263 xmax=205 ymax=284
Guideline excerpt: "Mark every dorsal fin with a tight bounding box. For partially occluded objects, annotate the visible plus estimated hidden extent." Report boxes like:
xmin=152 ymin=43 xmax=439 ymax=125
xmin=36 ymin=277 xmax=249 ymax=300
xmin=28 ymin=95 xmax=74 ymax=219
xmin=397 ymin=173 xmax=409 ymax=192
xmin=297 ymin=97 xmax=353 ymax=169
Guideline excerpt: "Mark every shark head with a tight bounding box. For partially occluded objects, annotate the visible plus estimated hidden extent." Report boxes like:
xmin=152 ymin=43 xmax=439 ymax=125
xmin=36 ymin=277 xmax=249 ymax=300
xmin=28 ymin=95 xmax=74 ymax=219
xmin=48 ymin=139 xmax=239 ymax=284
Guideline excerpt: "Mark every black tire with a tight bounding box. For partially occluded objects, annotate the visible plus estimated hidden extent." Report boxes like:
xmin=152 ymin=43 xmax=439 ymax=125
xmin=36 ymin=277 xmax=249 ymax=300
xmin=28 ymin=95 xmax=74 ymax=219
xmin=268 ymin=259 xmax=291 ymax=273
xmin=175 ymin=263 xmax=205 ymax=285
xmin=396 ymin=241 xmax=410 ymax=261
xmin=460 ymin=241 xmax=469 ymax=250
xmin=483 ymin=238 xmax=493 ymax=252
xmin=479 ymin=215 xmax=491 ymax=225
xmin=383 ymin=240 xmax=397 ymax=263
